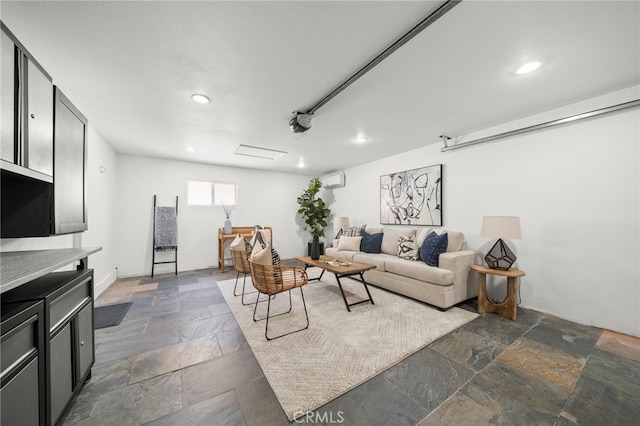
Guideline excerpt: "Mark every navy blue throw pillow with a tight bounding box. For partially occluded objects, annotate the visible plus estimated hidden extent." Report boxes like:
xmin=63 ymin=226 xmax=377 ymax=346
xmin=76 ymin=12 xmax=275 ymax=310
xmin=360 ymin=229 xmax=383 ymax=253
xmin=420 ymin=231 xmax=448 ymax=267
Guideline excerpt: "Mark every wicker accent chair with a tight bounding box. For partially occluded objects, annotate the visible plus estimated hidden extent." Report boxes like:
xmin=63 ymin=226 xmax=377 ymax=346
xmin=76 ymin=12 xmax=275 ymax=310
xmin=250 ymin=262 xmax=310 ymax=341
xmin=231 ymin=248 xmax=257 ymax=305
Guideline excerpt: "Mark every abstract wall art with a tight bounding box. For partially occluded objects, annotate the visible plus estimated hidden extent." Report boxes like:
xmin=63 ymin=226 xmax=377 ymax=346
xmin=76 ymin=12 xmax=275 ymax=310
xmin=380 ymin=164 xmax=442 ymax=226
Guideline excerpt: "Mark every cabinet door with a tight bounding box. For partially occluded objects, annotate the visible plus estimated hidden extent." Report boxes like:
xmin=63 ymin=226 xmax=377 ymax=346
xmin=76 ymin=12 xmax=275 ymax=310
xmin=25 ymin=60 xmax=53 ymax=176
xmin=49 ymin=324 xmax=72 ymax=425
xmin=1 ymin=30 xmax=16 ymax=163
xmin=0 ymin=357 xmax=40 ymax=426
xmin=76 ymin=303 xmax=94 ymax=383
xmin=53 ymin=88 xmax=87 ymax=234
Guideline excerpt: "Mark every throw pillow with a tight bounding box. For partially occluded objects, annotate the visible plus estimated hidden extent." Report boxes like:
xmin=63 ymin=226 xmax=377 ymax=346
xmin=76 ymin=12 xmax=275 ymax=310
xmin=420 ymin=231 xmax=448 ymax=267
xmin=397 ymin=234 xmax=418 ymax=260
xmin=335 ymin=224 xmax=366 ymax=239
xmin=250 ymin=243 xmax=281 ymax=266
xmin=230 ymin=234 xmax=246 ymax=251
xmin=337 ymin=236 xmax=362 ymax=251
xmin=360 ymin=229 xmax=383 ymax=253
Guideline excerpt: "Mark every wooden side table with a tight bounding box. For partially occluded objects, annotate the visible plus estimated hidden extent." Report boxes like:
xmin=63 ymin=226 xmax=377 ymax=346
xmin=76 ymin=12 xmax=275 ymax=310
xmin=471 ymin=264 xmax=525 ymax=320
xmin=217 ymin=227 xmax=272 ymax=272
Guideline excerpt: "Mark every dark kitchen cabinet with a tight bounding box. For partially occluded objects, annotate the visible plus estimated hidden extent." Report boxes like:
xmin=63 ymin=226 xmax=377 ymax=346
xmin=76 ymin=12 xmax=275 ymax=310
xmin=0 ymin=300 xmax=46 ymax=426
xmin=0 ymin=22 xmax=88 ymax=238
xmin=2 ymin=269 xmax=95 ymax=426
xmin=0 ymin=22 xmax=53 ymax=182
xmin=53 ymin=88 xmax=88 ymax=234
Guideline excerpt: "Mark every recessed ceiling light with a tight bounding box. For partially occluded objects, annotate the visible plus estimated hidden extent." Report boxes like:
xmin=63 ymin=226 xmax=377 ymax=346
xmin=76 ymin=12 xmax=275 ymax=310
xmin=515 ymin=61 xmax=542 ymax=75
xmin=186 ymin=146 xmax=195 ymax=152
xmin=191 ymin=94 xmax=210 ymax=104
xmin=297 ymin=159 xmax=305 ymax=168
xmin=354 ymin=136 xmax=368 ymax=144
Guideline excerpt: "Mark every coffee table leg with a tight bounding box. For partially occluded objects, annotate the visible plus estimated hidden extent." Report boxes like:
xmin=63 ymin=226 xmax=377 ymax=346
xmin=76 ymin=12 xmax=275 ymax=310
xmin=360 ymin=272 xmax=375 ymax=305
xmin=334 ymin=272 xmax=375 ymax=311
xmin=334 ymin=274 xmax=352 ymax=312
xmin=304 ymin=265 xmax=325 ymax=282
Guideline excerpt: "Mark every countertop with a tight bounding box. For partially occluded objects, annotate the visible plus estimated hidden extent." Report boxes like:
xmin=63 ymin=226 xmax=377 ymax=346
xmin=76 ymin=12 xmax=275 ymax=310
xmin=1 ymin=247 xmax=102 ymax=294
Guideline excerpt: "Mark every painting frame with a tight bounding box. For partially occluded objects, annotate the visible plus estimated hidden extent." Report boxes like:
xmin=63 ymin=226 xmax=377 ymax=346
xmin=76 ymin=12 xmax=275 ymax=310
xmin=380 ymin=164 xmax=443 ymax=226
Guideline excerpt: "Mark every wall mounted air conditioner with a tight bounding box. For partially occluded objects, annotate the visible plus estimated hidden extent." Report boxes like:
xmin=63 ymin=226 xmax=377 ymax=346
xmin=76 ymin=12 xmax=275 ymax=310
xmin=321 ymin=171 xmax=345 ymax=189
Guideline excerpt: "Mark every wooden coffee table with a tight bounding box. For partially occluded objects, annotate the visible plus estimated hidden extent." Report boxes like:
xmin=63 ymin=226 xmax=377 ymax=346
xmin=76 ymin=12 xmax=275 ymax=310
xmin=296 ymin=256 xmax=376 ymax=311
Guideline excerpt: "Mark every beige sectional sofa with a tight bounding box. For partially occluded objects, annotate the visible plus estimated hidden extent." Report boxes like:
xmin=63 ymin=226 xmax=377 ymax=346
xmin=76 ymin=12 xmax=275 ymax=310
xmin=325 ymin=227 xmax=478 ymax=310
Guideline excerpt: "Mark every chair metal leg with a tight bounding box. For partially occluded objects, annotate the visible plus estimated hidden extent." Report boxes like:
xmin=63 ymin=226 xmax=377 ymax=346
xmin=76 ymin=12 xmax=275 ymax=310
xmin=233 ymin=272 xmax=241 ymax=296
xmin=234 ymin=273 xmax=258 ymax=305
xmin=264 ymin=287 xmax=310 ymax=341
xmin=253 ymin=290 xmax=291 ymax=322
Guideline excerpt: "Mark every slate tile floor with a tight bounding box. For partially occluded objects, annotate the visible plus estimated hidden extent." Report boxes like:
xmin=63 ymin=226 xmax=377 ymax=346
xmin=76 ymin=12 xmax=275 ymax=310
xmin=63 ymin=266 xmax=640 ymax=426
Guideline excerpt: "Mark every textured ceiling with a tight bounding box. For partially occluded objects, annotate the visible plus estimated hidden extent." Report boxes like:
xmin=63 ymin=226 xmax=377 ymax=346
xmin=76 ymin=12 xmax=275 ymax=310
xmin=1 ymin=1 xmax=638 ymax=176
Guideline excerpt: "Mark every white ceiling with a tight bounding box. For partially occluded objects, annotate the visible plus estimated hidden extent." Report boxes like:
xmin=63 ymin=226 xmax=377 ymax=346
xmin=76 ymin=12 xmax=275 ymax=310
xmin=1 ymin=1 xmax=638 ymax=176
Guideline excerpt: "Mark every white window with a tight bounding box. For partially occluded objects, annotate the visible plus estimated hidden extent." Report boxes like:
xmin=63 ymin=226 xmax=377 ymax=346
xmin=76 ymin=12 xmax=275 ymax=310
xmin=187 ymin=180 xmax=236 ymax=206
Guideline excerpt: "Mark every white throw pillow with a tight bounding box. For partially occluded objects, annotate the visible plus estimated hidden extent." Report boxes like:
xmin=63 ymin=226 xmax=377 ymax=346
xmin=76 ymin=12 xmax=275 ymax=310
xmin=337 ymin=236 xmax=362 ymax=251
xmin=230 ymin=234 xmax=246 ymax=251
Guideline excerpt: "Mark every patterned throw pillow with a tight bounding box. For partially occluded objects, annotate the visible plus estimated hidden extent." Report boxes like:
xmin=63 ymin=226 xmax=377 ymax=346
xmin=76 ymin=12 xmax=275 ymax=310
xmin=250 ymin=243 xmax=281 ymax=266
xmin=420 ymin=231 xmax=448 ymax=267
xmin=335 ymin=224 xmax=366 ymax=239
xmin=360 ymin=229 xmax=383 ymax=253
xmin=397 ymin=234 xmax=418 ymax=260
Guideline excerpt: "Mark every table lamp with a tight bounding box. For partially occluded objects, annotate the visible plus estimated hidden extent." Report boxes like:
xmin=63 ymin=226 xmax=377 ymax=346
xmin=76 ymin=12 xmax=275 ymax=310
xmin=481 ymin=216 xmax=521 ymax=270
xmin=334 ymin=216 xmax=350 ymax=237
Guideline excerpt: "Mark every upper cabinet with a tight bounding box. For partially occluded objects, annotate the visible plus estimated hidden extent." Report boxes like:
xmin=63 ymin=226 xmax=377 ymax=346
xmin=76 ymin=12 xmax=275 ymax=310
xmin=0 ymin=22 xmax=53 ymax=183
xmin=0 ymin=22 xmax=88 ymax=238
xmin=53 ymin=88 xmax=88 ymax=234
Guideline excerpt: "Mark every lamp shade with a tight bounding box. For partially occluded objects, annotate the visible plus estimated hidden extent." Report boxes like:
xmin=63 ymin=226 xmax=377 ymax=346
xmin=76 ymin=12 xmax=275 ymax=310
xmin=334 ymin=216 xmax=350 ymax=233
xmin=481 ymin=216 xmax=521 ymax=239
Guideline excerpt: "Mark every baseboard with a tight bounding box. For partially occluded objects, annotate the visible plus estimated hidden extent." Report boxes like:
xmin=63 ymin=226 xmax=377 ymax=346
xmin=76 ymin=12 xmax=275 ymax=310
xmin=94 ymin=269 xmax=118 ymax=297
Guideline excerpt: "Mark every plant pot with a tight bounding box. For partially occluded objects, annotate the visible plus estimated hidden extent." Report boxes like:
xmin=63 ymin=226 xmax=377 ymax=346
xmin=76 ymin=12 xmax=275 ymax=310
xmin=309 ymin=236 xmax=323 ymax=260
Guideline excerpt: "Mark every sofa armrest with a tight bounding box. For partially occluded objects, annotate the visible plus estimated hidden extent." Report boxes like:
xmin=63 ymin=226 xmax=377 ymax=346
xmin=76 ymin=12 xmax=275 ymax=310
xmin=438 ymin=250 xmax=478 ymax=303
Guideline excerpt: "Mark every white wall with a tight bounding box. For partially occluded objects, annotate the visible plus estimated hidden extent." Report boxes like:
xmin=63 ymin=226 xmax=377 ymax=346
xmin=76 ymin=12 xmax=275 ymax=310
xmin=116 ymin=155 xmax=314 ymax=277
xmin=1 ymin=125 xmax=119 ymax=296
xmin=329 ymin=87 xmax=640 ymax=337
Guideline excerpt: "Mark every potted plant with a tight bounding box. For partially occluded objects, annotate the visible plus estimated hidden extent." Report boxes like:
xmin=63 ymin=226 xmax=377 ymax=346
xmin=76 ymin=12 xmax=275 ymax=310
xmin=297 ymin=177 xmax=331 ymax=259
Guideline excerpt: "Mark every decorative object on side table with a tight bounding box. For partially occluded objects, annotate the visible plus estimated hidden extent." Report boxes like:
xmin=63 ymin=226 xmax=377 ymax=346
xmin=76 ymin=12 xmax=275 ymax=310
xmin=296 ymin=177 xmax=331 ymax=260
xmin=480 ymin=216 xmax=521 ymax=270
xmin=222 ymin=203 xmax=234 ymax=234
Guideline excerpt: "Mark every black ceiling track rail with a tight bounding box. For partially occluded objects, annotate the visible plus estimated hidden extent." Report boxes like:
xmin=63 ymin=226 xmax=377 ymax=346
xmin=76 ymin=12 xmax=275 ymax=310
xmin=304 ymin=0 xmax=462 ymax=115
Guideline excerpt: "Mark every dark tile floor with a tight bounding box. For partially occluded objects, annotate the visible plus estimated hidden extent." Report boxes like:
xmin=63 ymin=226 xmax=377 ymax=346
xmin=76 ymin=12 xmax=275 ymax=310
xmin=63 ymin=265 xmax=640 ymax=426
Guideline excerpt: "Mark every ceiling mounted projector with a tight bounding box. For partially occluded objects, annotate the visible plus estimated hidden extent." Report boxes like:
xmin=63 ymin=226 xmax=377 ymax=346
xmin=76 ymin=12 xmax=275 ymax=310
xmin=289 ymin=112 xmax=313 ymax=133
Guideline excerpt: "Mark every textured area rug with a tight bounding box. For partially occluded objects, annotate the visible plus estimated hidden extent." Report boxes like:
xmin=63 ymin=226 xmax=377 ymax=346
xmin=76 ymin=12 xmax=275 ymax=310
xmin=94 ymin=302 xmax=132 ymax=329
xmin=218 ymin=269 xmax=478 ymax=420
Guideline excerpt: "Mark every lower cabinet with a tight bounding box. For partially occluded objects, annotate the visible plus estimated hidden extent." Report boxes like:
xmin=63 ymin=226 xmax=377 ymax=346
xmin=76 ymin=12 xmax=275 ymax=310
xmin=0 ymin=300 xmax=45 ymax=426
xmin=1 ymin=269 xmax=94 ymax=425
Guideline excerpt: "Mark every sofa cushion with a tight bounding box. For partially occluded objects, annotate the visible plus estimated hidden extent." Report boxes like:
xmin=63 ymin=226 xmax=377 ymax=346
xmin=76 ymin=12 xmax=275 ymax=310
xmin=352 ymin=252 xmax=388 ymax=271
xmin=360 ymin=229 xmax=383 ymax=253
xmin=381 ymin=228 xmax=416 ymax=255
xmin=325 ymin=248 xmax=357 ymax=262
xmin=337 ymin=236 xmax=362 ymax=251
xmin=420 ymin=231 xmax=448 ymax=266
xmin=397 ymin=234 xmax=418 ymax=260
xmin=443 ymin=230 xmax=464 ymax=252
xmin=384 ymin=256 xmax=454 ymax=286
